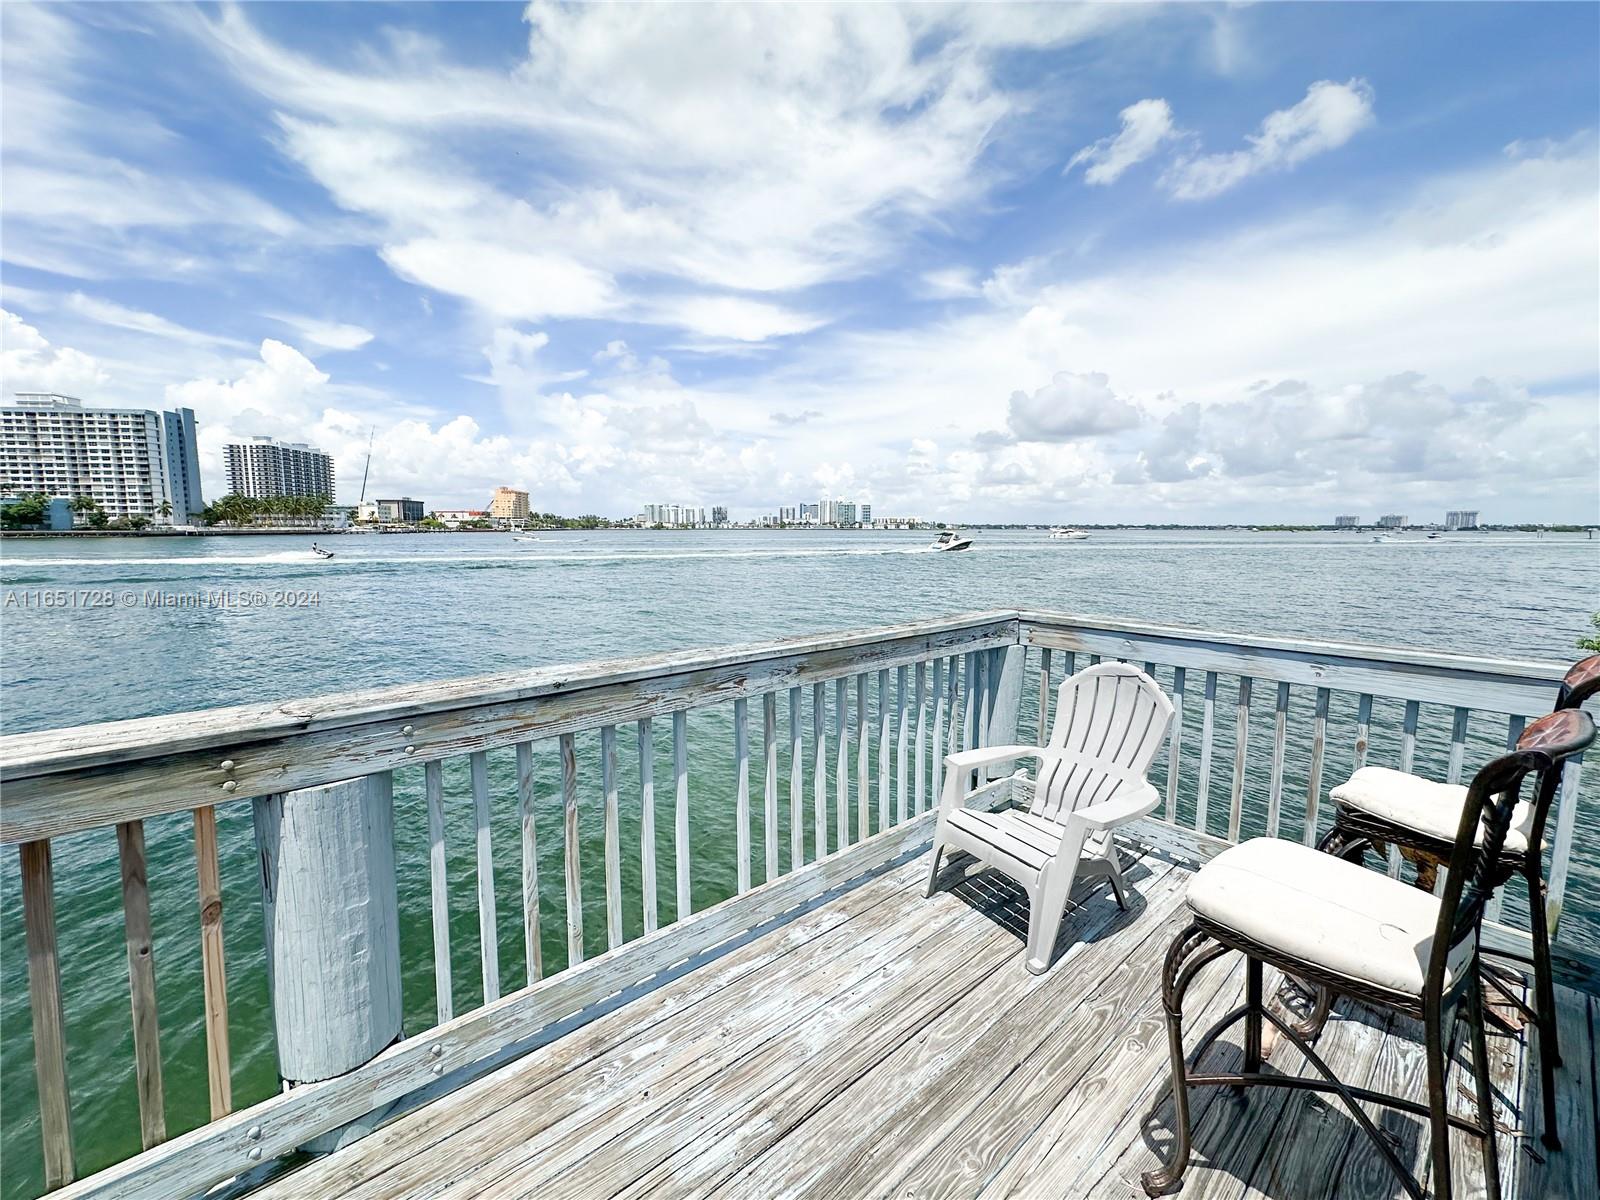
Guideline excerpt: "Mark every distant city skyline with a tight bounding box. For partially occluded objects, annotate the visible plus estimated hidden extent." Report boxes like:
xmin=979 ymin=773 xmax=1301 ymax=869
xmin=1 ymin=4 xmax=1595 ymax=522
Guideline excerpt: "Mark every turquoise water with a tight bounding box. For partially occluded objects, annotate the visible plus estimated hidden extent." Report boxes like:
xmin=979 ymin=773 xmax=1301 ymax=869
xmin=1 ymin=527 xmax=1596 ymax=1197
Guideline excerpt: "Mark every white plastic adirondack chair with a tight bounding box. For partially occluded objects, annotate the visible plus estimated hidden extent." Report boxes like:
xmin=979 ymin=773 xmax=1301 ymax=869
xmin=926 ymin=663 xmax=1175 ymax=974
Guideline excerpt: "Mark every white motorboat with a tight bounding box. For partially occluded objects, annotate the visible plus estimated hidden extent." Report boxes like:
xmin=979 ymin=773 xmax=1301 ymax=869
xmin=513 ymin=535 xmax=541 ymax=542
xmin=1370 ymin=534 xmax=1395 ymax=543
xmin=1049 ymin=527 xmax=1089 ymax=540
xmin=930 ymin=529 xmax=973 ymax=552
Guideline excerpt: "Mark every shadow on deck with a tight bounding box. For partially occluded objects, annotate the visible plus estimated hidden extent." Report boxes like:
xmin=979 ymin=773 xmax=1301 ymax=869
xmin=247 ymin=847 xmax=1599 ymax=1200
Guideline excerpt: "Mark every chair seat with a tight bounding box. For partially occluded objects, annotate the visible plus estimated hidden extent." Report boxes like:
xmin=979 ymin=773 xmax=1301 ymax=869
xmin=1186 ymin=839 xmax=1472 ymax=998
xmin=1331 ymin=767 xmax=1532 ymax=854
xmin=945 ymin=805 xmax=1113 ymax=875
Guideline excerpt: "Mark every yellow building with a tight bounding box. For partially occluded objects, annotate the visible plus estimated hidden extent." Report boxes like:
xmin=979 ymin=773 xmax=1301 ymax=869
xmin=489 ymin=486 xmax=530 ymax=522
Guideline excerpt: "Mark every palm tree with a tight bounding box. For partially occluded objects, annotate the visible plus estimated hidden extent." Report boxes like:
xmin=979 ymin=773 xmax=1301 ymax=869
xmin=157 ymin=500 xmax=174 ymax=522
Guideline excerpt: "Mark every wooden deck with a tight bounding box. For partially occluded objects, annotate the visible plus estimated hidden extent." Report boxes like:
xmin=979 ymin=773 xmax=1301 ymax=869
xmin=246 ymin=846 xmax=1598 ymax=1200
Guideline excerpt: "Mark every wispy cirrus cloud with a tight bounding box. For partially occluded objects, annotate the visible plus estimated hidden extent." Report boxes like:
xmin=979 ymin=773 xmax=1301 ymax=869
xmin=1067 ymin=98 xmax=1177 ymax=184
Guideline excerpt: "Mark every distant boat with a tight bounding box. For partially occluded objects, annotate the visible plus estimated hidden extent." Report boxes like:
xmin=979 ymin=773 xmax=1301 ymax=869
xmin=513 ymin=535 xmax=541 ymax=543
xmin=310 ymin=544 xmax=335 ymax=560
xmin=930 ymin=529 xmax=973 ymax=552
xmin=1427 ymin=532 xmax=1442 ymax=539
xmin=1371 ymin=534 xmax=1395 ymax=543
xmin=1049 ymin=527 xmax=1089 ymax=541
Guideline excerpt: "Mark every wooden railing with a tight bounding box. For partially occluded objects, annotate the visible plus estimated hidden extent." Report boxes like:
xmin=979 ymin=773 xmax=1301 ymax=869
xmin=0 ymin=610 xmax=1586 ymax=1199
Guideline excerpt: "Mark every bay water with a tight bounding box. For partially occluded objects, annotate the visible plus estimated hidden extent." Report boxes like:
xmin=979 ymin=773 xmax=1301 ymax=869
xmin=1 ymin=528 xmax=1596 ymax=1197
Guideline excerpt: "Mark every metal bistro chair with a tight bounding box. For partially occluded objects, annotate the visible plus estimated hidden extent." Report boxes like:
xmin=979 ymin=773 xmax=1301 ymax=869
xmin=1316 ymin=654 xmax=1600 ymax=1148
xmin=1141 ymin=707 xmax=1595 ymax=1200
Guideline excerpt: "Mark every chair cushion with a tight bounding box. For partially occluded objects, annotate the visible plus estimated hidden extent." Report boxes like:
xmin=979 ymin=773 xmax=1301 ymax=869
xmin=1330 ymin=767 xmax=1532 ymax=854
xmin=1186 ymin=839 xmax=1473 ymax=998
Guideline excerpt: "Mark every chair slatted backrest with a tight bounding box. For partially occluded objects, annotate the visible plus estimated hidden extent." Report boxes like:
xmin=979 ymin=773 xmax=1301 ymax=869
xmin=1033 ymin=664 xmax=1174 ymax=823
xmin=1432 ymin=708 xmax=1596 ymax=988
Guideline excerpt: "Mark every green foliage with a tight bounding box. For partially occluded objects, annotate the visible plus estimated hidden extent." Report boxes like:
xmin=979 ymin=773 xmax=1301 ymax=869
xmin=1579 ymin=614 xmax=1600 ymax=654
xmin=529 ymin=511 xmax=614 ymax=530
xmin=1 ymin=492 xmax=51 ymax=528
xmin=200 ymin=493 xmax=332 ymax=526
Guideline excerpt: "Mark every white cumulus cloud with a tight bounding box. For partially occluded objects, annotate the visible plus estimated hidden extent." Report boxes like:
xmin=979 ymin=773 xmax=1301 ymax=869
xmin=1164 ymin=79 xmax=1375 ymax=200
xmin=1068 ymin=99 xmax=1177 ymax=185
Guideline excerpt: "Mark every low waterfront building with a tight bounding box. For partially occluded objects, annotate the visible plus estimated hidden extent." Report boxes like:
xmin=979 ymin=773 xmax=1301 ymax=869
xmin=0 ymin=494 xmax=73 ymax=530
xmin=375 ymin=498 xmax=424 ymax=523
xmin=434 ymin=508 xmax=491 ymax=528
xmin=0 ymin=393 xmax=204 ymax=522
xmin=224 ymin=436 xmax=335 ymax=501
xmin=489 ymin=487 xmax=529 ymax=523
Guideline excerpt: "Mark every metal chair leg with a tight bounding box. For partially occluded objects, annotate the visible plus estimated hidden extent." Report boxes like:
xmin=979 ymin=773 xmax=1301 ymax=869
xmin=1424 ymin=1005 xmax=1455 ymax=1200
xmin=1468 ymin=974 xmax=1503 ymax=1200
xmin=1141 ymin=925 xmax=1217 ymax=1197
xmin=1527 ymin=867 xmax=1563 ymax=1150
xmin=1238 ymin=956 xmax=1264 ymax=1091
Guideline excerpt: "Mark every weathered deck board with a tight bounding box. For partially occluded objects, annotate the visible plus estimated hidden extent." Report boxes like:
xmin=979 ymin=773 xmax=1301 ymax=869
xmin=244 ymin=852 xmax=1592 ymax=1200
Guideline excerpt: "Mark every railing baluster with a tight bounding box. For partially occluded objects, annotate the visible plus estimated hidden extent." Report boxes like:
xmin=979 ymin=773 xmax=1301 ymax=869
xmin=471 ymin=751 xmax=501 ymax=1001
xmin=1037 ymin=648 xmax=1053 ymax=746
xmin=1388 ymin=698 xmax=1421 ymax=876
xmin=637 ymin=720 xmax=656 ymax=936
xmin=962 ymin=652 xmax=977 ymax=754
xmin=1060 ymin=651 xmax=1077 ymax=678
xmin=896 ymin=664 xmax=910 ymax=823
xmin=1446 ymin=706 xmax=1470 ymax=784
xmin=118 ymin=819 xmax=165 ymax=1150
xmin=674 ymin=711 xmax=690 ymax=917
xmin=1353 ymin=693 xmax=1373 ymax=770
xmin=877 ymin=668 xmax=891 ymax=831
xmin=976 ymin=652 xmax=991 ymax=749
xmin=424 ymin=760 xmax=452 ymax=1021
xmin=1165 ymin=666 xmax=1186 ymax=822
xmin=192 ymin=806 xmax=231 ymax=1118
xmin=561 ymin=732 xmax=583 ymax=965
xmin=1487 ymin=715 xmax=1530 ymax=922
xmin=812 ymin=682 xmax=827 ymax=854
xmin=931 ymin=658 xmax=947 ymax=805
xmin=1399 ymin=699 xmax=1420 ymax=773
xmin=516 ymin=743 xmax=542 ymax=982
xmin=734 ymin=698 xmax=751 ymax=893
xmin=855 ymin=674 xmax=869 ymax=844
xmin=1195 ymin=672 xmax=1217 ymax=834
xmin=763 ymin=693 xmax=779 ymax=881
xmin=1547 ymin=760 xmax=1584 ymax=935
xmin=1228 ymin=677 xmax=1251 ymax=842
xmin=1304 ymin=687 xmax=1331 ymax=844
xmin=789 ymin=687 xmax=803 ymax=867
xmin=914 ymin=661 xmax=928 ymax=815
xmin=20 ymin=839 xmax=74 ymax=1188
xmin=835 ymin=678 xmax=849 ymax=847
xmin=1506 ymin=714 xmax=1527 ymax=748
xmin=1266 ymin=681 xmax=1289 ymax=839
xmin=601 ymin=727 xmax=621 ymax=949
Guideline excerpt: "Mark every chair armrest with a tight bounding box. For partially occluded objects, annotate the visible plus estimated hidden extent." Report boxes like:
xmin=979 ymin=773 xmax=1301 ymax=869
xmin=938 ymin=745 xmax=1043 ymax=813
xmin=1072 ymin=782 xmax=1161 ymax=831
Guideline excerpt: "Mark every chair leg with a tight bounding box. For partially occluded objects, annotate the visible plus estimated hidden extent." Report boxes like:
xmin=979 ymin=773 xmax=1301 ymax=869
xmin=1468 ymin=974 xmax=1502 ymax=1200
xmin=1425 ymin=1005 xmax=1455 ymax=1200
xmin=1243 ymin=956 xmax=1264 ymax=1077
xmin=1142 ymin=925 xmax=1213 ymax=1198
xmin=1527 ymin=867 xmax=1563 ymax=1150
xmin=1024 ymin=868 xmax=1075 ymax=975
xmin=923 ymin=838 xmax=946 ymax=898
xmin=1103 ymin=841 xmax=1130 ymax=911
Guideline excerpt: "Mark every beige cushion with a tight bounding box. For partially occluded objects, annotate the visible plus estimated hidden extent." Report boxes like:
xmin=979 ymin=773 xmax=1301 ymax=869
xmin=1331 ymin=767 xmax=1532 ymax=854
xmin=1186 ymin=839 xmax=1473 ymax=998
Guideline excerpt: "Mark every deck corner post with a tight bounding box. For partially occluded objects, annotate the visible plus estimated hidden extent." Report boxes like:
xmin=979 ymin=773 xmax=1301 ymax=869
xmin=984 ymin=645 xmax=1026 ymax=780
xmin=252 ymin=771 xmax=403 ymax=1152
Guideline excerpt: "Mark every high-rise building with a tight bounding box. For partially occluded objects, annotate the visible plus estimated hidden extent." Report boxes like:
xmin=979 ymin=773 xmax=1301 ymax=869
xmin=801 ymin=502 xmax=820 ymax=523
xmin=0 ymin=392 xmax=204 ymax=521
xmin=489 ymin=486 xmax=529 ymax=522
xmin=779 ymin=505 xmax=798 ymax=524
xmin=837 ymin=501 xmax=856 ymax=526
xmin=225 ymin=436 xmax=334 ymax=501
xmin=1376 ymin=514 xmax=1408 ymax=529
xmin=1445 ymin=510 xmax=1479 ymax=530
xmin=1334 ymin=515 xmax=1359 ymax=528
xmin=711 ymin=506 xmax=728 ymax=526
xmin=859 ymin=504 xmax=872 ymax=526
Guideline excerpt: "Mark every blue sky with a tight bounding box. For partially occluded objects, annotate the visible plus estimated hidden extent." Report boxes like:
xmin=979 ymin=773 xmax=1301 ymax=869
xmin=2 ymin=2 xmax=1596 ymax=521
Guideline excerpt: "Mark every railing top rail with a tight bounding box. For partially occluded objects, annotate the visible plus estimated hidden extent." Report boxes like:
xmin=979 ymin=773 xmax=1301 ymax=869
xmin=0 ymin=612 xmax=1019 ymax=843
xmin=1018 ymin=610 xmax=1566 ymax=680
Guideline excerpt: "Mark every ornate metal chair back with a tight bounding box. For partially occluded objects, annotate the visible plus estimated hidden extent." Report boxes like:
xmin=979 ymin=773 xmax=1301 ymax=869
xmin=1430 ymin=708 xmax=1595 ymax=994
xmin=1556 ymin=653 xmax=1600 ymax=710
